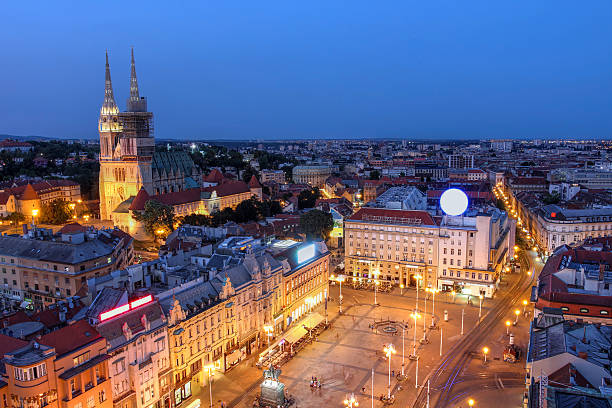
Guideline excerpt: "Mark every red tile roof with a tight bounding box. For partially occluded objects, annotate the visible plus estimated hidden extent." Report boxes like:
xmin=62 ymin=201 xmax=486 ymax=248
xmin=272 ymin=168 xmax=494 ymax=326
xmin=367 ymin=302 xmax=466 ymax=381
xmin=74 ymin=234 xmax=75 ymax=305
xmin=0 ymin=139 xmax=32 ymax=148
xmin=58 ymin=223 xmax=86 ymax=235
xmin=129 ymin=188 xmax=151 ymax=211
xmin=248 ymin=175 xmax=262 ymax=188
xmin=203 ymin=180 xmax=250 ymax=197
xmin=347 ymin=207 xmax=436 ymax=225
xmin=0 ymin=191 xmax=13 ymax=205
xmin=39 ymin=320 xmax=102 ymax=357
xmin=153 ymin=188 xmax=202 ymax=207
xmin=20 ymin=184 xmax=38 ymax=201
xmin=0 ymin=334 xmax=28 ymax=358
xmin=204 ymin=169 xmax=224 ymax=183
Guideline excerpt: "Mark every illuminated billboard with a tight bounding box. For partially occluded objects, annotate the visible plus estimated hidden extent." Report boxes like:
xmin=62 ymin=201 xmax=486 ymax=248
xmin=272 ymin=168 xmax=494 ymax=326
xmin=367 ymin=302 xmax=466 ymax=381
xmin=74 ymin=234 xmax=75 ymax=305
xmin=297 ymin=244 xmax=315 ymax=264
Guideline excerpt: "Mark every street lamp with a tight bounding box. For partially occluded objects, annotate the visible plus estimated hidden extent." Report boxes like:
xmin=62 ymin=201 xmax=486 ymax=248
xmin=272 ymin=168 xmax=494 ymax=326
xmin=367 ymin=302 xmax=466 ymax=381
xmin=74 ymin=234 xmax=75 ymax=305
xmin=483 ymin=346 xmax=489 ymax=363
xmin=451 ymin=290 xmax=456 ymax=303
xmin=204 ymin=364 xmax=215 ymax=408
xmin=263 ymin=325 xmax=274 ymax=346
xmin=409 ymin=311 xmax=420 ymax=359
xmin=343 ymin=393 xmax=359 ymax=408
xmin=400 ymin=284 xmax=404 ymax=296
xmin=337 ymin=275 xmax=345 ymax=313
xmin=414 ymin=274 xmax=423 ymax=312
xmin=31 ymin=209 xmax=39 ymax=225
xmin=514 ymin=309 xmax=520 ymax=325
xmin=522 ymin=299 xmax=528 ymax=315
xmin=383 ymin=344 xmax=396 ymax=400
xmin=427 ymin=288 xmax=439 ymax=328
xmin=372 ymin=270 xmax=380 ymax=306
xmin=468 ymin=398 xmax=475 ymax=407
xmin=401 ymin=325 xmax=406 ymax=376
xmin=478 ymin=294 xmax=483 ymax=319
xmin=505 ymin=320 xmax=511 ymax=335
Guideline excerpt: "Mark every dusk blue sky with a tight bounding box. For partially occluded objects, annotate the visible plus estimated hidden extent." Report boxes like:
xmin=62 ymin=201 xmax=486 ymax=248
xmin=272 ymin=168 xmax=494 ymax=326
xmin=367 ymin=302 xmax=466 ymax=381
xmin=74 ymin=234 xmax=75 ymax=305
xmin=2 ymin=1 xmax=612 ymax=140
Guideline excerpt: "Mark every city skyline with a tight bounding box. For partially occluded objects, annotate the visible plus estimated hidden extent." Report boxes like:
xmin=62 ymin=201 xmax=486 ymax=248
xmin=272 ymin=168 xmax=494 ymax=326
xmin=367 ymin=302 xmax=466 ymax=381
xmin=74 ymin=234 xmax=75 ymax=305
xmin=2 ymin=1 xmax=612 ymax=140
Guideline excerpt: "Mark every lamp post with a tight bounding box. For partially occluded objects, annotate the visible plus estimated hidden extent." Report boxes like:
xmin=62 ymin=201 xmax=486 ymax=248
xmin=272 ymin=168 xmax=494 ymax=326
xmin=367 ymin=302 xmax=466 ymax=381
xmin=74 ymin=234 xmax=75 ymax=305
xmin=401 ymin=325 xmax=405 ymax=376
xmin=400 ymin=284 xmax=404 ymax=296
xmin=478 ymin=295 xmax=483 ymax=319
xmin=483 ymin=346 xmax=489 ymax=363
xmin=514 ymin=309 xmax=520 ymax=325
xmin=414 ymin=274 xmax=422 ymax=312
xmin=383 ymin=344 xmax=396 ymax=400
xmin=468 ymin=398 xmax=475 ymax=407
xmin=31 ymin=209 xmax=39 ymax=225
xmin=331 ymin=274 xmax=345 ymax=314
xmin=410 ymin=311 xmax=420 ymax=359
xmin=451 ymin=290 xmax=456 ymax=303
xmin=204 ymin=365 xmax=214 ymax=408
xmin=263 ymin=325 xmax=273 ymax=347
xmin=428 ymin=288 xmax=439 ymax=327
xmin=522 ymin=299 xmax=528 ymax=315
xmin=505 ymin=320 xmax=511 ymax=335
xmin=372 ymin=270 xmax=380 ymax=306
xmin=344 ymin=393 xmax=359 ymax=408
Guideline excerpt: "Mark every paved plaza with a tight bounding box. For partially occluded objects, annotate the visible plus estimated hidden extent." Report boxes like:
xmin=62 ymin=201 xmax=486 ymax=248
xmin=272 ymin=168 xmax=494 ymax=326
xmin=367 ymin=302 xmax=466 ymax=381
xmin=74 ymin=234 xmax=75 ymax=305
xmin=197 ymin=277 xmax=528 ymax=408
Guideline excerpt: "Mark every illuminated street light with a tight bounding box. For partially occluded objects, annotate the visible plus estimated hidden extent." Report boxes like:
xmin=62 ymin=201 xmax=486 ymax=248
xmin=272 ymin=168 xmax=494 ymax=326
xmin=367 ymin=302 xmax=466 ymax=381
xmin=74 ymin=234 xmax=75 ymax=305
xmin=343 ymin=393 xmax=359 ymax=408
xmin=505 ymin=320 xmax=511 ymax=335
xmin=522 ymin=299 xmax=528 ymax=315
xmin=31 ymin=209 xmax=39 ymax=225
xmin=372 ymin=270 xmax=380 ymax=305
xmin=514 ymin=309 xmax=521 ymax=325
xmin=263 ymin=325 xmax=274 ymax=346
xmin=204 ymin=364 xmax=215 ymax=408
xmin=426 ymin=288 xmax=439 ymax=327
xmin=451 ymin=290 xmax=456 ymax=303
xmin=330 ymin=274 xmax=345 ymax=313
xmin=409 ymin=311 xmax=421 ymax=359
xmin=478 ymin=294 xmax=483 ymax=319
xmin=414 ymin=274 xmax=423 ymax=312
xmin=468 ymin=398 xmax=475 ymax=407
xmin=483 ymin=346 xmax=489 ymax=362
xmin=400 ymin=284 xmax=404 ymax=295
xmin=383 ymin=344 xmax=396 ymax=399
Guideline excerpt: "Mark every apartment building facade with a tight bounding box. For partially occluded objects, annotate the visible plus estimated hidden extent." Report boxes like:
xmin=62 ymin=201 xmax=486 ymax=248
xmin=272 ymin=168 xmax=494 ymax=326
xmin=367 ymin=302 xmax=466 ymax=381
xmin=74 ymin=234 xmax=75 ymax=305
xmin=2 ymin=320 xmax=112 ymax=408
xmin=0 ymin=228 xmax=134 ymax=310
xmin=345 ymin=207 xmax=514 ymax=298
xmin=292 ymin=166 xmax=333 ymax=188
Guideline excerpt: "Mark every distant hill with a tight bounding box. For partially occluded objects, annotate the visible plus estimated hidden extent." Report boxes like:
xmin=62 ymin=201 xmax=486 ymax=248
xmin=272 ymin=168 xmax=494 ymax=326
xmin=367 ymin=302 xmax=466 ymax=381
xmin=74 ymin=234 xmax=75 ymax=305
xmin=0 ymin=134 xmax=97 ymax=143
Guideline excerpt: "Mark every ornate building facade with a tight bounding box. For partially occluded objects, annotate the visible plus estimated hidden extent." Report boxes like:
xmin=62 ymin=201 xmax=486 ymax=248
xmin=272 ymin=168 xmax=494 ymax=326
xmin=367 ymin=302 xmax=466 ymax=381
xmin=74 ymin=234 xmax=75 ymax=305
xmin=98 ymin=50 xmax=201 ymax=221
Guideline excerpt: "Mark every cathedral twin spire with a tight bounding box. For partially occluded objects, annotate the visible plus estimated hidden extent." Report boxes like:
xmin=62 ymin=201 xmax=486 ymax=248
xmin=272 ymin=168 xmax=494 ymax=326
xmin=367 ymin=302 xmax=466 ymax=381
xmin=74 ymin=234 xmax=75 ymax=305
xmin=102 ymin=48 xmax=143 ymax=115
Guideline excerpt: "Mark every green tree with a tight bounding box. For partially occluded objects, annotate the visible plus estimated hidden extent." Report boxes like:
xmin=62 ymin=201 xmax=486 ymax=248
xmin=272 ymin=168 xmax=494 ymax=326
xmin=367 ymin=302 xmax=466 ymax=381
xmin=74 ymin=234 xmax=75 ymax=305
xmin=369 ymin=170 xmax=381 ymax=180
xmin=132 ymin=200 xmax=175 ymax=237
xmin=4 ymin=212 xmax=26 ymax=223
xmin=298 ymin=188 xmax=320 ymax=209
xmin=300 ymin=209 xmax=334 ymax=240
xmin=40 ymin=199 xmax=72 ymax=225
xmin=180 ymin=213 xmax=212 ymax=226
xmin=542 ymin=192 xmax=561 ymax=205
xmin=234 ymin=198 xmax=260 ymax=222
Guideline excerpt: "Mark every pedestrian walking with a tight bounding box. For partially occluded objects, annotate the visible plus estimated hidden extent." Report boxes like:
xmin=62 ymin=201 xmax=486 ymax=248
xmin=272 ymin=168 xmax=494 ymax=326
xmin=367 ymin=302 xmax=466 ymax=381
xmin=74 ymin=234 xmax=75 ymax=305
xmin=392 ymin=369 xmax=395 ymax=377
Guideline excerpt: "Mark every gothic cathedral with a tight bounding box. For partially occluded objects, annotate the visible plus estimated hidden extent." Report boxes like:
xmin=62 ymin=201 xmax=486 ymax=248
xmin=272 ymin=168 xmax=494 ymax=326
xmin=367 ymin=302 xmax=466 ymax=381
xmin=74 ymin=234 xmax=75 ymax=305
xmin=98 ymin=50 xmax=201 ymax=220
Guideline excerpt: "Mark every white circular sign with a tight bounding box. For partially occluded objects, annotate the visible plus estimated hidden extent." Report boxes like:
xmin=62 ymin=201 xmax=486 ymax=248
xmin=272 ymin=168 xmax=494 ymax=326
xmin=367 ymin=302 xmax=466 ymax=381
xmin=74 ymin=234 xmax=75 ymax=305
xmin=440 ymin=188 xmax=468 ymax=216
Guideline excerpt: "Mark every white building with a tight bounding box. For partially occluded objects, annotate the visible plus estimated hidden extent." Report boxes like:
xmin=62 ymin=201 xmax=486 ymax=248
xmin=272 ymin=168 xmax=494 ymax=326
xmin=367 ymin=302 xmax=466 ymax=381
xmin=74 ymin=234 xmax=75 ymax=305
xmin=260 ymin=169 xmax=286 ymax=184
xmin=373 ymin=186 xmax=427 ymax=210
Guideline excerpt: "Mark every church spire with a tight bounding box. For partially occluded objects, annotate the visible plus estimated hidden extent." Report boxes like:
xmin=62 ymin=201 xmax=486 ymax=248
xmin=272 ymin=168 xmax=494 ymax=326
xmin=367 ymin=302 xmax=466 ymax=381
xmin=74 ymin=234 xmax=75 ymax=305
xmin=127 ymin=48 xmax=147 ymax=112
xmin=101 ymin=51 xmax=118 ymax=115
xmin=129 ymin=47 xmax=140 ymax=102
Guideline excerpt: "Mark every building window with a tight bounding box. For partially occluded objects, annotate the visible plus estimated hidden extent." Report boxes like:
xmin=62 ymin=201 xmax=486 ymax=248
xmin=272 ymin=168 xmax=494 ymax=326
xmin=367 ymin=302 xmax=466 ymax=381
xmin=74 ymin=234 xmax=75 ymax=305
xmin=579 ymin=308 xmax=589 ymax=313
xmin=561 ymin=306 xmax=569 ymax=312
xmin=600 ymin=310 xmax=609 ymax=315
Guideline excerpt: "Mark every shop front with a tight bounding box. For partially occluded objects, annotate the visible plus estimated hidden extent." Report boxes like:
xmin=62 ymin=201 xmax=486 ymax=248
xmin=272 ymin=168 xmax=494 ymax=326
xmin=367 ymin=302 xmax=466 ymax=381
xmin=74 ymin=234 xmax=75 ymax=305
xmin=173 ymin=377 xmax=192 ymax=407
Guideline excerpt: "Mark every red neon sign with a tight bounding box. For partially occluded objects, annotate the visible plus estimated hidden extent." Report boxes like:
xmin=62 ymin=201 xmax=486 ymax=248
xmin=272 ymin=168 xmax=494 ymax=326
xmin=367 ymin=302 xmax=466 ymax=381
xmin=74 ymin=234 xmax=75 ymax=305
xmin=99 ymin=295 xmax=154 ymax=322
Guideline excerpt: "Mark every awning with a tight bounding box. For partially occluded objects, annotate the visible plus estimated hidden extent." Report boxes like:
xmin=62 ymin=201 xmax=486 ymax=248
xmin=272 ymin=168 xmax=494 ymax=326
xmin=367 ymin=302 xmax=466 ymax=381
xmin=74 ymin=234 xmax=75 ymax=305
xmin=301 ymin=312 xmax=324 ymax=329
xmin=438 ymin=280 xmax=454 ymax=285
xmin=282 ymin=326 xmax=307 ymax=344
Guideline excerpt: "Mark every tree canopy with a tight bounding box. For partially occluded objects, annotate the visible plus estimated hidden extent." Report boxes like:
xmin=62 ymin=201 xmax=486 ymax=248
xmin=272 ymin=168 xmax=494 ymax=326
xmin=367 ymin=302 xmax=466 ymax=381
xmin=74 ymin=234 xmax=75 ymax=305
xmin=300 ymin=209 xmax=334 ymax=240
xmin=132 ymin=200 xmax=175 ymax=237
xmin=39 ymin=199 xmax=72 ymax=225
xmin=179 ymin=198 xmax=283 ymax=227
xmin=298 ymin=188 xmax=320 ymax=209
